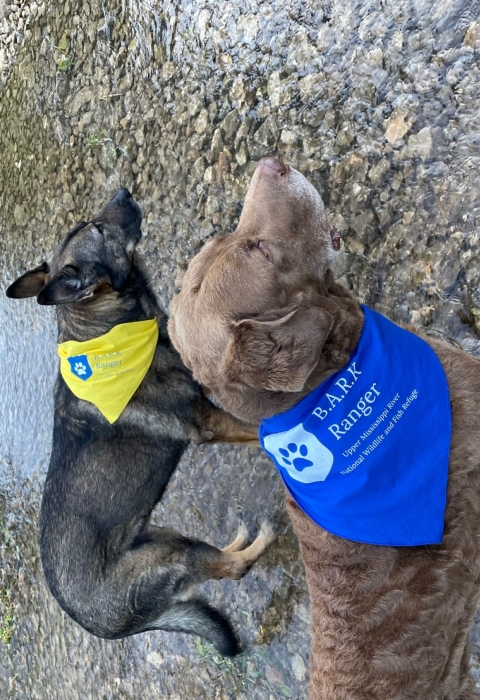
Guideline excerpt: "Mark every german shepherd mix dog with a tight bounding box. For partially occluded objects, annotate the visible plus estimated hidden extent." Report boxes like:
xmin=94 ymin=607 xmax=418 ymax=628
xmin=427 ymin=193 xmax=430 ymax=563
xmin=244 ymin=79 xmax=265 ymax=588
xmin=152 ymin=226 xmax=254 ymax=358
xmin=6 ymin=188 xmax=274 ymax=656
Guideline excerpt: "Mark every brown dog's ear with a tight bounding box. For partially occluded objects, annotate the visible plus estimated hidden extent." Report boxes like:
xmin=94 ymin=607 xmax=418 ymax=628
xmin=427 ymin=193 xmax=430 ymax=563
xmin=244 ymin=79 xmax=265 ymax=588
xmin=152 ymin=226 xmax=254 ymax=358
xmin=222 ymin=306 xmax=334 ymax=393
xmin=6 ymin=262 xmax=50 ymax=299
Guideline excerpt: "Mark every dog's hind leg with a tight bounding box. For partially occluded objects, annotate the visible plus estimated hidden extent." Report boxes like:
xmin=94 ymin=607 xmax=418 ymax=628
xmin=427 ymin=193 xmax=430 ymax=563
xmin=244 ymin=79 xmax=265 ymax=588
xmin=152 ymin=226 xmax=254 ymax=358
xmin=90 ymin=522 xmax=275 ymax=655
xmin=221 ymin=523 xmax=249 ymax=553
xmin=140 ymin=521 xmax=275 ymax=581
xmin=194 ymin=402 xmax=259 ymax=446
xmin=210 ymin=522 xmax=276 ymax=580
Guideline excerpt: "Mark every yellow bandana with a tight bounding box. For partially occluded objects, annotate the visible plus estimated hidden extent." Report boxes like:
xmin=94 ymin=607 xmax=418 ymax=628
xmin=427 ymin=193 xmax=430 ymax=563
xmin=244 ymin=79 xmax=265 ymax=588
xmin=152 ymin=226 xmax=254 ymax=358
xmin=58 ymin=319 xmax=159 ymax=423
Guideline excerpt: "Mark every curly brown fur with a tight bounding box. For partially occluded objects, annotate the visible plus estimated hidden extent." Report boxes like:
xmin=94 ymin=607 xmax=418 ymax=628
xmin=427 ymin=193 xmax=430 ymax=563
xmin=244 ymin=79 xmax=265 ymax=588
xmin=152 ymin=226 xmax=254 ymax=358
xmin=169 ymin=157 xmax=480 ymax=698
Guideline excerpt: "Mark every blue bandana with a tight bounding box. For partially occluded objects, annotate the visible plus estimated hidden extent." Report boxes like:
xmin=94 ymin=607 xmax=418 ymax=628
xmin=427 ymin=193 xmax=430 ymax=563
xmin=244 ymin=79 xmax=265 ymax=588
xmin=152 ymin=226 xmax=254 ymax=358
xmin=259 ymin=306 xmax=451 ymax=547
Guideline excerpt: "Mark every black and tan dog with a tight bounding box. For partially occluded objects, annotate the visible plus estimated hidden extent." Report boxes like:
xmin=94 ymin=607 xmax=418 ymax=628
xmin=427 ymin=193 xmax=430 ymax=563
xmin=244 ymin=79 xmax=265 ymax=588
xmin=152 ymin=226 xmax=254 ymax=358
xmin=6 ymin=188 xmax=274 ymax=656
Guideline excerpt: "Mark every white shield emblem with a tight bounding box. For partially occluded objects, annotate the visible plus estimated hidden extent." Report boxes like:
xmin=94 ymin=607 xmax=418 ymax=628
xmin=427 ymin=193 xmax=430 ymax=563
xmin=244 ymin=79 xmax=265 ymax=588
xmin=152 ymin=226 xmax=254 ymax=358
xmin=263 ymin=424 xmax=334 ymax=484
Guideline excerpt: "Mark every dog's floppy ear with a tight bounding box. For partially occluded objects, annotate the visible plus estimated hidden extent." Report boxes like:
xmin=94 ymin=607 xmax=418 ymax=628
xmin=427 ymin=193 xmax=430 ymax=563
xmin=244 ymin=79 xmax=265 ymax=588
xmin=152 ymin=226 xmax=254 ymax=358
xmin=37 ymin=263 xmax=110 ymax=306
xmin=222 ymin=306 xmax=334 ymax=393
xmin=6 ymin=262 xmax=50 ymax=299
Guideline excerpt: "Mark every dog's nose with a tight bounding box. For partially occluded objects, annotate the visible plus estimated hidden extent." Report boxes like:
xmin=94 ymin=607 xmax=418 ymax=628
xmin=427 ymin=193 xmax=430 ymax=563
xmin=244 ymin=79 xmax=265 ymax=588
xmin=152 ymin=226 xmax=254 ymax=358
xmin=258 ymin=157 xmax=290 ymax=176
xmin=113 ymin=188 xmax=132 ymax=201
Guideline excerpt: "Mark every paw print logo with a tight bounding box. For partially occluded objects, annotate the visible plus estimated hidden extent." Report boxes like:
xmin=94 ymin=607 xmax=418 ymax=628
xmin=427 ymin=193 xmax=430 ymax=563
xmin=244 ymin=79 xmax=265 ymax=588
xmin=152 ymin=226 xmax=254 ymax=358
xmin=278 ymin=443 xmax=314 ymax=471
xmin=74 ymin=362 xmax=87 ymax=376
xmin=67 ymin=354 xmax=93 ymax=381
xmin=263 ymin=424 xmax=334 ymax=484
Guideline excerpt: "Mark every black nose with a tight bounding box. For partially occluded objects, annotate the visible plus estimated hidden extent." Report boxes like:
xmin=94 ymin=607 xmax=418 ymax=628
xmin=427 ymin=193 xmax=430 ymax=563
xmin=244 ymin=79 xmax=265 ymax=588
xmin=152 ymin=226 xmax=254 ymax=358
xmin=113 ymin=188 xmax=132 ymax=202
xmin=97 ymin=188 xmax=141 ymax=229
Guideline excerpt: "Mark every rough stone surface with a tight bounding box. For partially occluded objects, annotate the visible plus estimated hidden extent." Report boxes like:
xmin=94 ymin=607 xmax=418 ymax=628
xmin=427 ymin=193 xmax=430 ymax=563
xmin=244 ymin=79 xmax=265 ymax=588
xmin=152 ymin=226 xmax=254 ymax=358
xmin=1 ymin=0 xmax=480 ymax=698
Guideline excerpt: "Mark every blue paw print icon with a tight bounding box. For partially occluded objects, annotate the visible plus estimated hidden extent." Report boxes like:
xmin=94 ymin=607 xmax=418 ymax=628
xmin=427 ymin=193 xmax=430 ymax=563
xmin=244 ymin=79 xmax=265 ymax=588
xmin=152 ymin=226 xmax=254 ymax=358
xmin=67 ymin=354 xmax=93 ymax=381
xmin=263 ymin=424 xmax=334 ymax=484
xmin=278 ymin=443 xmax=314 ymax=470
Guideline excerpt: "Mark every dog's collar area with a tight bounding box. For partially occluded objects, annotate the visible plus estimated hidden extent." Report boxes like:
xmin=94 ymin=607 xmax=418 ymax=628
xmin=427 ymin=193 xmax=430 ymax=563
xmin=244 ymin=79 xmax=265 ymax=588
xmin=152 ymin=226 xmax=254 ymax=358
xmin=58 ymin=319 xmax=158 ymax=423
xmin=259 ymin=305 xmax=451 ymax=547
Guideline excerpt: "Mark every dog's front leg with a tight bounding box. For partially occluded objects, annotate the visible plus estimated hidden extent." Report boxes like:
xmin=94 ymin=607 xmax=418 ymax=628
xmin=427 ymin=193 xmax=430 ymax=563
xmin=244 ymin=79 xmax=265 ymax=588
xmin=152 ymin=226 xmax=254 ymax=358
xmin=194 ymin=401 xmax=260 ymax=446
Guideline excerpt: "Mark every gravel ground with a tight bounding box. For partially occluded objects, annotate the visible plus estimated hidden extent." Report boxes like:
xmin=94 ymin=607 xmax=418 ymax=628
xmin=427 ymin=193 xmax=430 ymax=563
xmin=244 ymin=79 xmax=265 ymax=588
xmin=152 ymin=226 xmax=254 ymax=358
xmin=1 ymin=0 xmax=480 ymax=698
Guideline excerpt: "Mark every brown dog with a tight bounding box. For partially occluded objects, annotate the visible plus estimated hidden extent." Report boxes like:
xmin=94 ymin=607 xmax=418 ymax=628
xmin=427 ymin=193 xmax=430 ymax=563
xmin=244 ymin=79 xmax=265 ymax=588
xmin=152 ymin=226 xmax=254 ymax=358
xmin=169 ymin=157 xmax=480 ymax=699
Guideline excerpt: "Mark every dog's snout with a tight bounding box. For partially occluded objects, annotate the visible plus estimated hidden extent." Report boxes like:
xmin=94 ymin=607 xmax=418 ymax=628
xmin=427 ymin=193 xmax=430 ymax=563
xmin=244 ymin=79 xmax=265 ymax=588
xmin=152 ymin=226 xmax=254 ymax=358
xmin=98 ymin=188 xmax=142 ymax=232
xmin=113 ymin=188 xmax=132 ymax=202
xmin=258 ymin=157 xmax=290 ymax=176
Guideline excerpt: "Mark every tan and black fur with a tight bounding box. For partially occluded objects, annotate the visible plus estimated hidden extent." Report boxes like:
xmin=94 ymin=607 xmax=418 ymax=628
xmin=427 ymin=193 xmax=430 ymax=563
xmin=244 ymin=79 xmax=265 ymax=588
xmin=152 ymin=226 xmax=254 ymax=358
xmin=169 ymin=158 xmax=480 ymax=698
xmin=6 ymin=188 xmax=274 ymax=656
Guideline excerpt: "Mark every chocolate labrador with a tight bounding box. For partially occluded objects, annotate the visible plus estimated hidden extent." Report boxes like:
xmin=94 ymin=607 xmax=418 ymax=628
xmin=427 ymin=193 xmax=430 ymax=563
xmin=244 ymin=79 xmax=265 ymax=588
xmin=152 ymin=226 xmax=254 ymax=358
xmin=169 ymin=158 xmax=480 ymax=698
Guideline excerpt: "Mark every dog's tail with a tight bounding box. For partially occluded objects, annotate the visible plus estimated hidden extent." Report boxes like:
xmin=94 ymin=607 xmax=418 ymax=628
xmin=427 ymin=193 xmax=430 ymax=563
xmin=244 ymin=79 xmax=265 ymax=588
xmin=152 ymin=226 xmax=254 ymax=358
xmin=148 ymin=598 xmax=241 ymax=657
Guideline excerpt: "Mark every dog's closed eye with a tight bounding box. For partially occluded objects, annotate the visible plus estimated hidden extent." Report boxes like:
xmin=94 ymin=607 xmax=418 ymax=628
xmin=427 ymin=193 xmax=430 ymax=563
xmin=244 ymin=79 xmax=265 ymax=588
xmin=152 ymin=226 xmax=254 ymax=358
xmin=62 ymin=266 xmax=82 ymax=289
xmin=65 ymin=278 xmax=83 ymax=290
xmin=246 ymin=240 xmax=274 ymax=262
xmin=258 ymin=241 xmax=273 ymax=261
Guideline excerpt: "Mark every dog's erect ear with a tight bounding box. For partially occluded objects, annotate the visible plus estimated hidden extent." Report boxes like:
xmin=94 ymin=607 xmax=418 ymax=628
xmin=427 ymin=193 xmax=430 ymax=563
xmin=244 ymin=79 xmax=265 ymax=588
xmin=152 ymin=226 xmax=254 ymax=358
xmin=37 ymin=264 xmax=110 ymax=306
xmin=6 ymin=262 xmax=50 ymax=299
xmin=222 ymin=306 xmax=334 ymax=393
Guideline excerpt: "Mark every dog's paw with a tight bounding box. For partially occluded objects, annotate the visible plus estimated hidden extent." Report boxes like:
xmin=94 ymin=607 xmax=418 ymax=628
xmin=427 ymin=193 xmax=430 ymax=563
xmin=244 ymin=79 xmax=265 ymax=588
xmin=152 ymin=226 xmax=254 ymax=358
xmin=221 ymin=522 xmax=249 ymax=553
xmin=258 ymin=521 xmax=277 ymax=548
xmin=235 ymin=522 xmax=249 ymax=542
